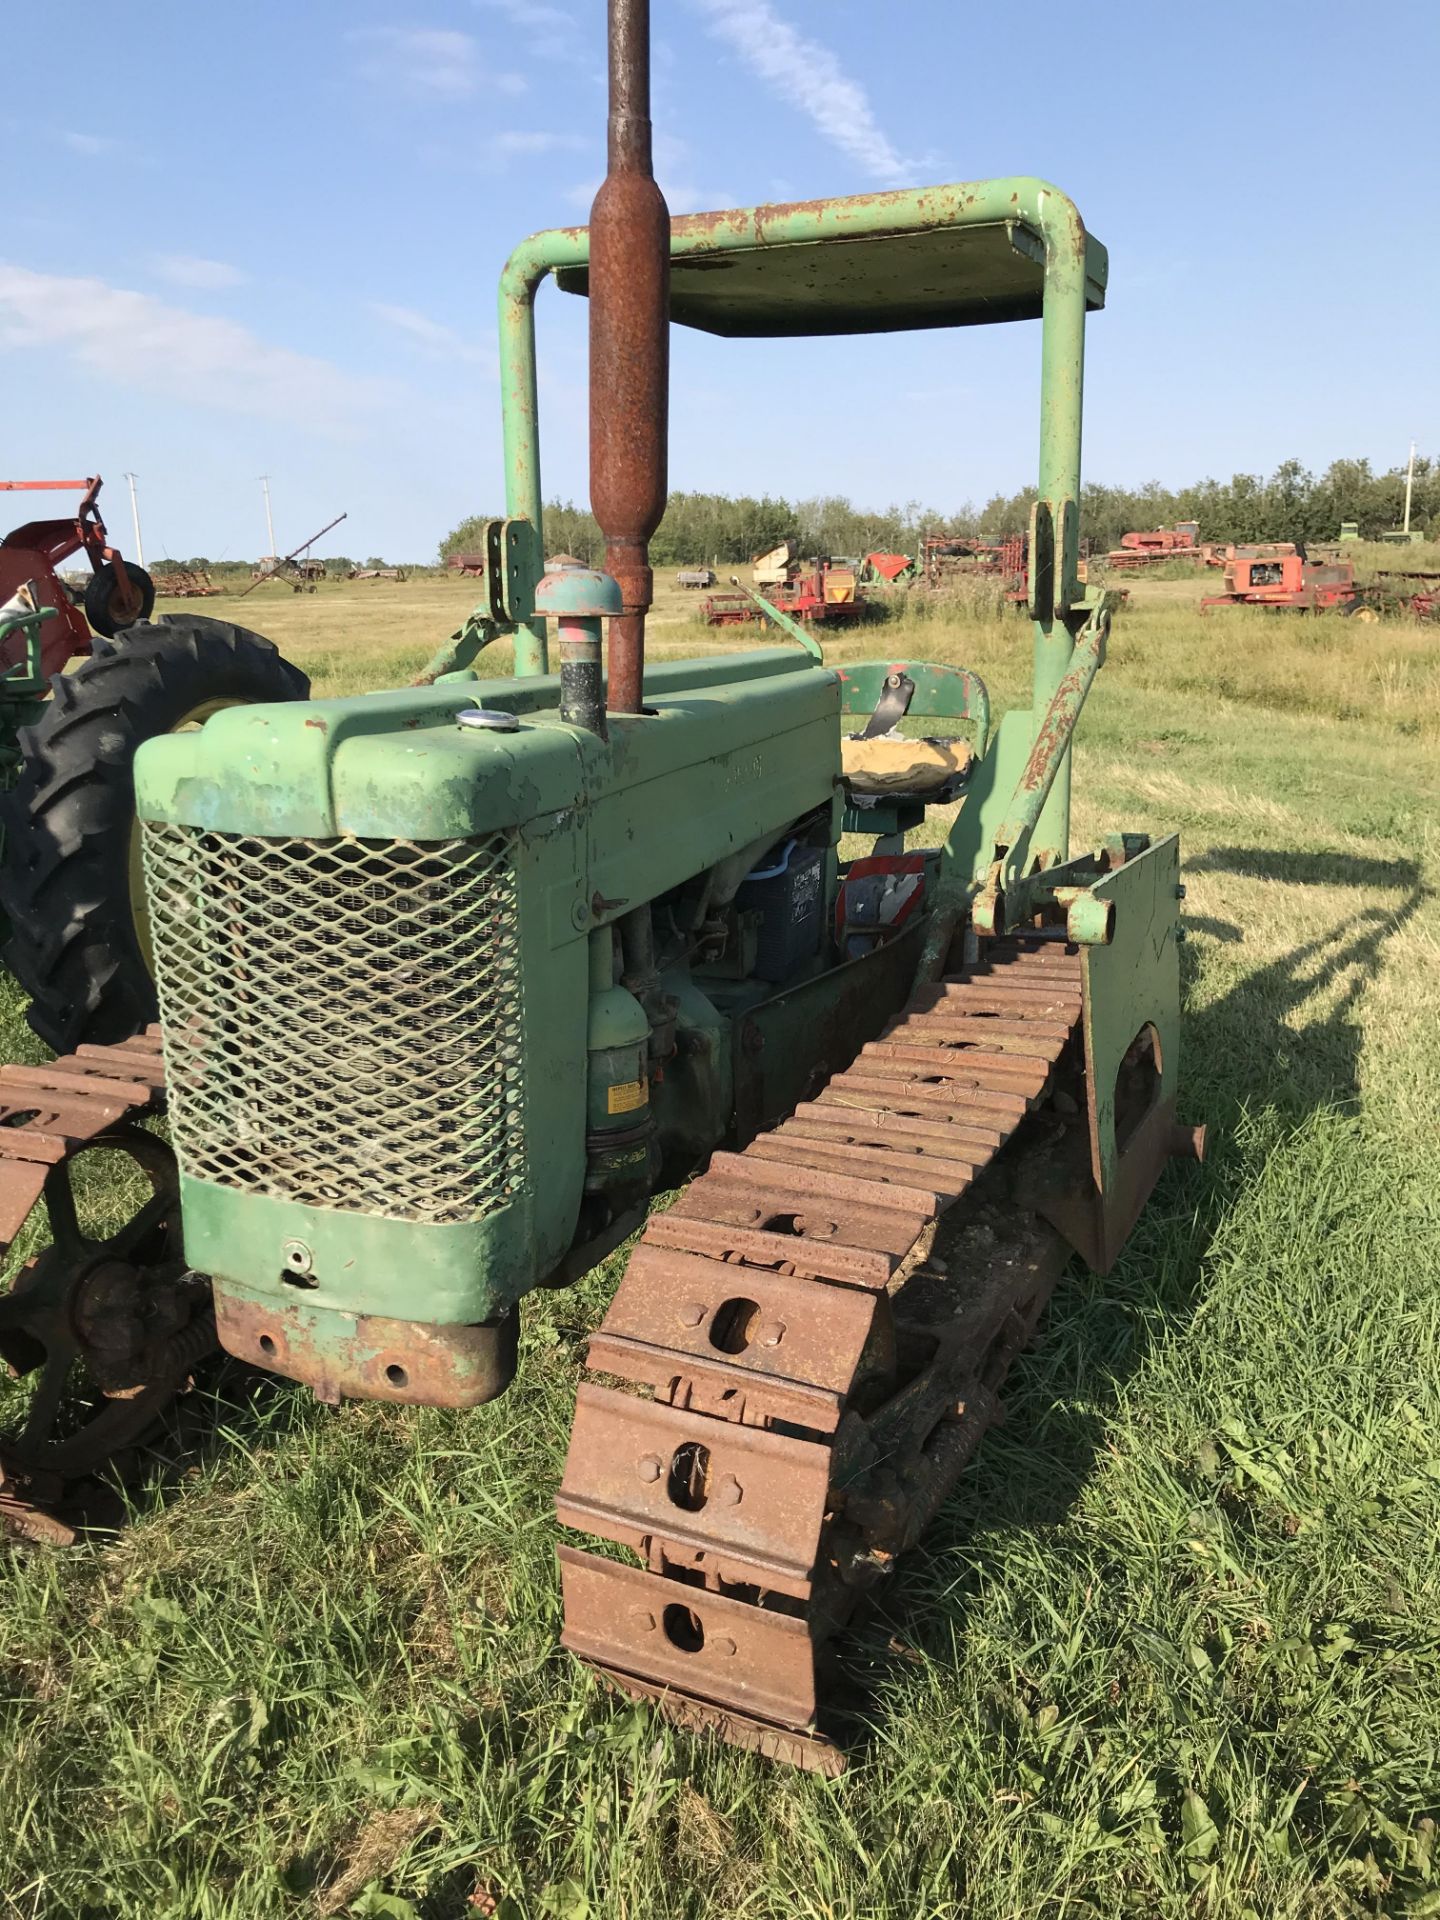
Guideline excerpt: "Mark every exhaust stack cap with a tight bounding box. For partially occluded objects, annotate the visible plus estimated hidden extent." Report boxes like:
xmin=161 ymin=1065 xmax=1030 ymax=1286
xmin=534 ymin=567 xmax=624 ymax=621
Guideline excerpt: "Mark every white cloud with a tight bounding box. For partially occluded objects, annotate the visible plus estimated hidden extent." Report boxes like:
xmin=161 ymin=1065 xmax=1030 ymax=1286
xmin=417 ymin=125 xmax=588 ymax=174
xmin=346 ymin=26 xmax=525 ymax=99
xmin=470 ymin=129 xmax=587 ymax=173
xmin=665 ymin=183 xmax=740 ymax=215
xmin=151 ymin=253 xmax=249 ymax=291
xmin=471 ymin=0 xmax=577 ymax=57
xmin=687 ymin=0 xmax=924 ymax=184
xmin=370 ymin=302 xmax=495 ymax=370
xmin=0 ymin=263 xmax=390 ymax=435
xmin=489 ymin=129 xmax=585 ymax=159
xmin=60 ymin=130 xmax=118 ymax=157
xmin=472 ymin=0 xmax=573 ymax=26
xmin=651 ymin=129 xmax=736 ymax=217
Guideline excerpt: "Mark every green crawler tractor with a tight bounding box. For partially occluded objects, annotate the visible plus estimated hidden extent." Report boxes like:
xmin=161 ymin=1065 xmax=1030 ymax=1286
xmin=0 ymin=1 xmax=1197 ymax=1768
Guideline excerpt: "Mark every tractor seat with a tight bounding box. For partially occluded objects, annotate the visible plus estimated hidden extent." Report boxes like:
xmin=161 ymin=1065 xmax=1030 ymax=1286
xmin=841 ymin=731 xmax=972 ymax=800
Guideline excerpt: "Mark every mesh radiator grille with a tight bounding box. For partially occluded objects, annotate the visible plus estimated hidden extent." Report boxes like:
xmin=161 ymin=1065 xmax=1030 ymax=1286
xmin=141 ymin=825 xmax=525 ymax=1224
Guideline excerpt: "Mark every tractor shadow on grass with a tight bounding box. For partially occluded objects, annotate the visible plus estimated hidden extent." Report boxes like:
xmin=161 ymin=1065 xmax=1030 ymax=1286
xmin=6 ymin=1355 xmax=319 ymax=1544
xmin=830 ymin=846 xmax=1430 ymax=1757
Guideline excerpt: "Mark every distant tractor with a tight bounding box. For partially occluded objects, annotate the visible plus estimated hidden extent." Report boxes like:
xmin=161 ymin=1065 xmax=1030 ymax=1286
xmin=1202 ymin=551 xmax=1358 ymax=612
xmin=253 ymin=555 xmax=326 ymax=592
xmin=0 ymin=475 xmax=154 ymax=665
xmin=0 ymin=476 xmax=306 ymax=1050
xmin=248 ymin=513 xmax=346 ymax=595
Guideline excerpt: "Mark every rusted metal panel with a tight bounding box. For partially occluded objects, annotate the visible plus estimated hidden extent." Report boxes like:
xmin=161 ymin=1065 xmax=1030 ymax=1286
xmin=597 ymin=1244 xmax=881 ymax=1394
xmin=786 ymin=1103 xmax=1002 ymax=1155
xmin=858 ymin=1041 xmax=1049 ymax=1093
xmin=587 ymin=1333 xmax=846 ymax=1431
xmin=0 ymin=1065 xmax=156 ymax=1107
xmin=921 ymin=984 xmax=1082 ymax=1019
xmin=214 ymin=1294 xmax=517 ymax=1409
xmin=0 ymin=1029 xmax=169 ymax=1250
xmin=937 ymin=975 xmax=1084 ymax=1001
xmin=895 ymin=1013 xmax=1073 ymax=1053
xmin=558 ymin=1545 xmax=821 ymax=1727
xmin=594 ymin=1664 xmax=845 ymax=1776
xmin=645 ymin=1211 xmax=897 ymax=1287
xmin=668 ymin=1178 xmax=931 ymax=1258
xmin=824 ymin=1070 xmax=1027 ymax=1124
xmin=705 ymin=1149 xmax=941 ymax=1218
xmin=749 ymin=1132 xmax=976 ymax=1202
xmin=557 ymin=1382 xmax=833 ymax=1595
xmin=982 ymin=942 xmax=1082 ymax=968
xmin=799 ymin=1095 xmax=1004 ymax=1148
xmin=778 ymin=1113 xmax=984 ymax=1168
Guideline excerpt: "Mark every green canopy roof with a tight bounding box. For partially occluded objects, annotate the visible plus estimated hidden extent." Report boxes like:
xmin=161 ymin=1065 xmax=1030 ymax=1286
xmin=556 ymin=212 xmax=1107 ymax=339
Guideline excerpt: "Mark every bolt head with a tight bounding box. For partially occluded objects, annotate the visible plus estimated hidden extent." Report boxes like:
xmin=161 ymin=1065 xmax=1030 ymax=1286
xmin=679 ymin=1301 xmax=707 ymax=1328
xmin=715 ymin=1475 xmax=743 ymax=1507
xmin=637 ymin=1454 xmax=662 ymax=1483
xmin=631 ymin=1608 xmax=657 ymax=1633
xmin=712 ymin=1636 xmax=737 ymax=1657
xmin=758 ymin=1320 xmax=786 ymax=1348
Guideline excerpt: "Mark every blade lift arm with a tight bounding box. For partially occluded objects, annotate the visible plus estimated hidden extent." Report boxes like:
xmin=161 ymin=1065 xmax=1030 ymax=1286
xmin=970 ymin=593 xmax=1121 ymax=944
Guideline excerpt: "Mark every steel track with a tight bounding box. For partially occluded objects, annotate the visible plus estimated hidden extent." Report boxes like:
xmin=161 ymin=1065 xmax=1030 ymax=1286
xmin=557 ymin=940 xmax=1086 ymax=1772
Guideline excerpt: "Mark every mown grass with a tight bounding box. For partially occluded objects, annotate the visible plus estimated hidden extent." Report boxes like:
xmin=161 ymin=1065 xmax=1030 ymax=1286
xmin=1 ymin=580 xmax=1438 ymax=1918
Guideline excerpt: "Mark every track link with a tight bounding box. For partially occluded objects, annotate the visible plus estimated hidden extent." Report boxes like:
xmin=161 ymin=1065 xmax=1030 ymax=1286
xmin=557 ymin=940 xmax=1086 ymax=1771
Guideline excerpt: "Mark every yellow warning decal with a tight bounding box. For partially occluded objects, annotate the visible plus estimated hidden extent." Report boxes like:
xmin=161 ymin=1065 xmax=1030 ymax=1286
xmin=607 ymin=1077 xmax=647 ymax=1115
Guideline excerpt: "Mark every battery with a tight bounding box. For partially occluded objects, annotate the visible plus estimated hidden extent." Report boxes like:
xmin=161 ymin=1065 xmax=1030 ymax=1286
xmin=736 ymin=838 xmax=825 ymax=982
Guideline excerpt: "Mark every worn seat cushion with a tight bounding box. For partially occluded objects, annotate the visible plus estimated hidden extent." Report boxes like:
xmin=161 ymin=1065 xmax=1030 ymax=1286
xmin=841 ymin=733 xmax=973 ymax=796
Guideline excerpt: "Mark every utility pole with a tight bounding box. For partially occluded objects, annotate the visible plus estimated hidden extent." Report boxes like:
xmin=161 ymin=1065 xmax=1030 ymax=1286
xmin=123 ymin=471 xmax=144 ymax=569
xmin=259 ymin=475 xmax=276 ymax=559
xmin=1402 ymin=438 xmax=1416 ymax=538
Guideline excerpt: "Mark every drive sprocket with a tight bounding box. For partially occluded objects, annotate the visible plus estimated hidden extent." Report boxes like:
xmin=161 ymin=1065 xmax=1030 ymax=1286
xmin=0 ymin=1031 xmax=216 ymax=1541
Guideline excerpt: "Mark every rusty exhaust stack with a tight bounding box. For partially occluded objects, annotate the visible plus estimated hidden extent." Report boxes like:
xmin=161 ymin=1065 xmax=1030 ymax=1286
xmin=589 ymin=0 xmax=669 ymax=716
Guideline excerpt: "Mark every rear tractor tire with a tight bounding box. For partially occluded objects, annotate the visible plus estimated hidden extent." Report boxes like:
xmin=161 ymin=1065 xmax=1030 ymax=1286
xmin=0 ymin=616 xmax=309 ymax=1053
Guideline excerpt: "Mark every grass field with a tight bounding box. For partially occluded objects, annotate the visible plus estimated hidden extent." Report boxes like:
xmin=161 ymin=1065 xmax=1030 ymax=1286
xmin=1 ymin=576 xmax=1438 ymax=1919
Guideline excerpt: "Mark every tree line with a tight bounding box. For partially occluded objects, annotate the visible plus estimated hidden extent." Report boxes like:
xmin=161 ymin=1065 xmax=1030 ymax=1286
xmin=441 ymin=455 xmax=1437 ymax=566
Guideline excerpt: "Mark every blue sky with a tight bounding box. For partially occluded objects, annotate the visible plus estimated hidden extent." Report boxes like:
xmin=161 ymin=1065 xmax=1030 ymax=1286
xmin=5 ymin=0 xmax=1436 ymax=563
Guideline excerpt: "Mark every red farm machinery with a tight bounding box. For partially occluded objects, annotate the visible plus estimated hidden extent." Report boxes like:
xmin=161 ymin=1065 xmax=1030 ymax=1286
xmin=1102 ymin=523 xmax=1204 ymax=572
xmin=1202 ymin=550 xmax=1359 ymax=613
xmin=704 ymin=552 xmax=877 ymax=627
xmin=920 ymin=531 xmax=1025 ymax=591
xmin=0 ymin=476 xmax=155 ymax=673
